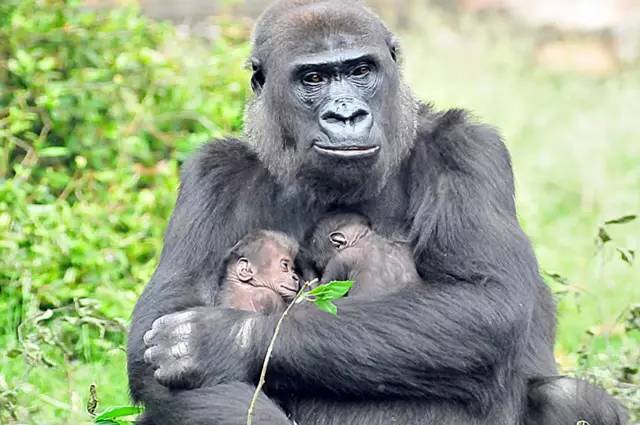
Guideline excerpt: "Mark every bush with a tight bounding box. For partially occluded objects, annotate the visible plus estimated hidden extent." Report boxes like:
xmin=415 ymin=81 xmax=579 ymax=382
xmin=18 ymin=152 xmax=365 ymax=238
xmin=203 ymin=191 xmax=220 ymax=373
xmin=0 ymin=1 xmax=250 ymax=421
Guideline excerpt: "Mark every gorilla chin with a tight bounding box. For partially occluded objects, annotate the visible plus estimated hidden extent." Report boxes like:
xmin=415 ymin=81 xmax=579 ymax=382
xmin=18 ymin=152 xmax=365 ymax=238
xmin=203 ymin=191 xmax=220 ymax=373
xmin=303 ymin=129 xmax=390 ymax=204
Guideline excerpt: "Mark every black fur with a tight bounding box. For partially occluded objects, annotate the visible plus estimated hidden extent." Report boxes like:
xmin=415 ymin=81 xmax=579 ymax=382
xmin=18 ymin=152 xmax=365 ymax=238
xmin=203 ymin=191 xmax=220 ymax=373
xmin=127 ymin=1 xmax=628 ymax=424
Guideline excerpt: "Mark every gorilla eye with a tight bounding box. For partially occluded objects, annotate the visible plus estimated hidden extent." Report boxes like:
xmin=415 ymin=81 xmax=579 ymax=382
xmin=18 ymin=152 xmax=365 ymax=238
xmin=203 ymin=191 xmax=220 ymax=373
xmin=329 ymin=232 xmax=348 ymax=250
xmin=352 ymin=65 xmax=371 ymax=77
xmin=280 ymin=259 xmax=290 ymax=272
xmin=302 ymin=72 xmax=324 ymax=85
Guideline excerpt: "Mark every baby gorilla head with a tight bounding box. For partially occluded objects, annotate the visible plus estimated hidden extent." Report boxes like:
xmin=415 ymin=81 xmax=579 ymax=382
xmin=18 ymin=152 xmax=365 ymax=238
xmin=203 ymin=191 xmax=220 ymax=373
xmin=216 ymin=230 xmax=301 ymax=314
xmin=306 ymin=213 xmax=420 ymax=298
xmin=306 ymin=213 xmax=371 ymax=272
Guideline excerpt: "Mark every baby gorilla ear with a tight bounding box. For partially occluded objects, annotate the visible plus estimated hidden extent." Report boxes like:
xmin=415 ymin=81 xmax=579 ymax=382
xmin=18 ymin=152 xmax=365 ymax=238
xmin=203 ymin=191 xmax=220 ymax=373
xmin=236 ymin=258 xmax=254 ymax=282
xmin=329 ymin=231 xmax=348 ymax=250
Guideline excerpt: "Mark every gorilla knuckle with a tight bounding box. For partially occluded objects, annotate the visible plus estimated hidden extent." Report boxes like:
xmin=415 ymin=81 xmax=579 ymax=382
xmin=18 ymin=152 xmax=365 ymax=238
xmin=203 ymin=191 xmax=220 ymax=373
xmin=143 ymin=345 xmax=161 ymax=366
xmin=172 ymin=322 xmax=193 ymax=339
xmin=169 ymin=341 xmax=191 ymax=359
xmin=143 ymin=329 xmax=156 ymax=346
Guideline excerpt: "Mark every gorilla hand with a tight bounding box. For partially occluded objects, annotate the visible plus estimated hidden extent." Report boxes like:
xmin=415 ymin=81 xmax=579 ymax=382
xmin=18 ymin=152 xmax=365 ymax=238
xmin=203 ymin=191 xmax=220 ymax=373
xmin=143 ymin=307 xmax=270 ymax=389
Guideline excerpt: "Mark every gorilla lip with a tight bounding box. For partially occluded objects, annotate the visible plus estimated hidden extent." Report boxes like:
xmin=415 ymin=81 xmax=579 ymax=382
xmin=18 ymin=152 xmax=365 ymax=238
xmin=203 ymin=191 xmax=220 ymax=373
xmin=312 ymin=144 xmax=380 ymax=158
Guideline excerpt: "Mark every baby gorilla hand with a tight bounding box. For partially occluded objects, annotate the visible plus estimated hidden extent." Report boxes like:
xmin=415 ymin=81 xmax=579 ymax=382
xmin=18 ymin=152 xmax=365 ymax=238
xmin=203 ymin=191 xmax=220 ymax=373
xmin=143 ymin=309 xmax=205 ymax=389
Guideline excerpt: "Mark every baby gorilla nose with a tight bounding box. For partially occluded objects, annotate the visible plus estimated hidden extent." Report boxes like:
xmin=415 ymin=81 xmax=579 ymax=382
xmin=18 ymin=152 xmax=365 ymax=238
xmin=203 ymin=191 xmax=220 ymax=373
xmin=281 ymin=275 xmax=300 ymax=294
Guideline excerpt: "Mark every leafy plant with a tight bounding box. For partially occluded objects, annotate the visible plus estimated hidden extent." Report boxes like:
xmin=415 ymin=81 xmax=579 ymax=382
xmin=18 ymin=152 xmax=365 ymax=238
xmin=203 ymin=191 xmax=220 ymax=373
xmin=0 ymin=0 xmax=251 ymax=421
xmin=596 ymin=214 xmax=637 ymax=265
xmin=299 ymin=280 xmax=353 ymax=315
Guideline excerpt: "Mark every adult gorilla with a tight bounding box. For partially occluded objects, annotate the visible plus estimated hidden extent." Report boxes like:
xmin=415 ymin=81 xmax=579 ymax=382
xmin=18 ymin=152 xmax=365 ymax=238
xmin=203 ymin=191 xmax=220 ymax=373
xmin=128 ymin=1 xmax=628 ymax=424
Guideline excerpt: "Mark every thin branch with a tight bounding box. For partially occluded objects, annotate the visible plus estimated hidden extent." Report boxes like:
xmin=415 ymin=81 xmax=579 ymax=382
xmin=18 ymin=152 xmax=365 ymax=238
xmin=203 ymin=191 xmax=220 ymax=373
xmin=246 ymin=279 xmax=317 ymax=425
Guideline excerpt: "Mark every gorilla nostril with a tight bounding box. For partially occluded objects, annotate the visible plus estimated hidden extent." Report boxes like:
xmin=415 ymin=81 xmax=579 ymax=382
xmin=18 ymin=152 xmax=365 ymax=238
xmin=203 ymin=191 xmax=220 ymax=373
xmin=351 ymin=109 xmax=369 ymax=125
xmin=321 ymin=111 xmax=346 ymax=125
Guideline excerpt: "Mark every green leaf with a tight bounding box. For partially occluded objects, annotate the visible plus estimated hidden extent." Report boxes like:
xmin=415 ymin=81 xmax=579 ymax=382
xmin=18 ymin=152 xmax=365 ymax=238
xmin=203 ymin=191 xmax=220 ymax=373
xmin=313 ymin=299 xmax=338 ymax=316
xmin=95 ymin=406 xmax=144 ymax=421
xmin=597 ymin=227 xmax=611 ymax=244
xmin=96 ymin=420 xmax=134 ymax=425
xmin=543 ymin=271 xmax=569 ymax=286
xmin=617 ymin=248 xmax=635 ymax=265
xmin=604 ymin=215 xmax=637 ymax=225
xmin=307 ymin=280 xmax=353 ymax=302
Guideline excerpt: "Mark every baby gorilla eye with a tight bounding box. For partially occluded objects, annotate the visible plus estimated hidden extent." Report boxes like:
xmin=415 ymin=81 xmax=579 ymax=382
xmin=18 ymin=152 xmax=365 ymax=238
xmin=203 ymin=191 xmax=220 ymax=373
xmin=302 ymin=72 xmax=324 ymax=85
xmin=280 ymin=259 xmax=290 ymax=272
xmin=329 ymin=231 xmax=348 ymax=250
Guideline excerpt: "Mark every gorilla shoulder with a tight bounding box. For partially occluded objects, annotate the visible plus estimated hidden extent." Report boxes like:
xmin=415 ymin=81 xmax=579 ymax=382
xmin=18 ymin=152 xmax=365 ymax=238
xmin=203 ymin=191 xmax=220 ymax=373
xmin=181 ymin=138 xmax=265 ymax=187
xmin=415 ymin=105 xmax=513 ymax=183
xmin=410 ymin=104 xmax=516 ymax=217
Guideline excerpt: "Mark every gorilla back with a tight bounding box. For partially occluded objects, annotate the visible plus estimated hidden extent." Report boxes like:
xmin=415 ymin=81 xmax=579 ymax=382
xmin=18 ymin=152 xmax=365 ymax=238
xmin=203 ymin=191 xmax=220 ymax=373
xmin=126 ymin=1 xmax=628 ymax=424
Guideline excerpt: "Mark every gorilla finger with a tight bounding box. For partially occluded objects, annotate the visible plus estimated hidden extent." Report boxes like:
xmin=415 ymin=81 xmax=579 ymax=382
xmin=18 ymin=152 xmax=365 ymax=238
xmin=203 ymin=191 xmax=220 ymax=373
xmin=143 ymin=345 xmax=163 ymax=367
xmin=152 ymin=310 xmax=198 ymax=330
xmin=143 ymin=328 xmax=157 ymax=346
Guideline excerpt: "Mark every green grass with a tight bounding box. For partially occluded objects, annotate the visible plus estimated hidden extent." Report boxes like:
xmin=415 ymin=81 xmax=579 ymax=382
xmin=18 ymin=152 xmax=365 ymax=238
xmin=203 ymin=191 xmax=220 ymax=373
xmin=1 ymin=3 xmax=639 ymax=423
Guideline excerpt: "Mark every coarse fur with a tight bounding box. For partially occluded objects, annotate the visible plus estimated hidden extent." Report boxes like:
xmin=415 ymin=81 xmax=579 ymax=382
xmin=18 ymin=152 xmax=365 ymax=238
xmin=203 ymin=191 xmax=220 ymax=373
xmin=127 ymin=1 xmax=629 ymax=424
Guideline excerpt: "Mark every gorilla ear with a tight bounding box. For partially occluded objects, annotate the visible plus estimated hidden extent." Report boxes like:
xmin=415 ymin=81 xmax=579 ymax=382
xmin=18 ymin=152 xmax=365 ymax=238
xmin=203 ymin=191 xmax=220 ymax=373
xmin=250 ymin=58 xmax=265 ymax=94
xmin=387 ymin=37 xmax=400 ymax=63
xmin=237 ymin=258 xmax=254 ymax=282
xmin=329 ymin=231 xmax=348 ymax=250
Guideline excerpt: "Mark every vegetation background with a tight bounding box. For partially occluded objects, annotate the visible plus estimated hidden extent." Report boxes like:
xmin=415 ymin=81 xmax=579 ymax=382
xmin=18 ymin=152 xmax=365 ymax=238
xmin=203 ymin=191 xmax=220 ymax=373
xmin=1 ymin=0 xmax=638 ymax=423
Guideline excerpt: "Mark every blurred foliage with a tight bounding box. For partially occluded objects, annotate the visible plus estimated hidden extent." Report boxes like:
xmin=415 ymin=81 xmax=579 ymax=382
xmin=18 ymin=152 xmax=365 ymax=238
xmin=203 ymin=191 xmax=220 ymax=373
xmin=0 ymin=0 xmax=249 ymax=422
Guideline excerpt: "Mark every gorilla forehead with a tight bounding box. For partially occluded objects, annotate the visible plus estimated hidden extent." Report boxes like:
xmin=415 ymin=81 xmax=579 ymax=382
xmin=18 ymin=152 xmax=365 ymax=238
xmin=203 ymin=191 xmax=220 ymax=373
xmin=253 ymin=0 xmax=392 ymax=65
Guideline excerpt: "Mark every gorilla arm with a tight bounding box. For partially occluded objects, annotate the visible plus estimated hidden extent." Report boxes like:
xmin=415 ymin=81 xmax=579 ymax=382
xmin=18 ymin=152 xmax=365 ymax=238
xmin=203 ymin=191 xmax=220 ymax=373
xmin=261 ymin=274 xmax=532 ymax=408
xmin=127 ymin=139 xmax=276 ymax=398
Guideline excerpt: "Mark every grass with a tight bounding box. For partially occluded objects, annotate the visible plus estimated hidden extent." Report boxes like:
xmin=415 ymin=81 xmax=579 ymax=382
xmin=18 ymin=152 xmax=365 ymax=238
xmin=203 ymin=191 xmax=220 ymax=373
xmin=1 ymin=4 xmax=639 ymax=424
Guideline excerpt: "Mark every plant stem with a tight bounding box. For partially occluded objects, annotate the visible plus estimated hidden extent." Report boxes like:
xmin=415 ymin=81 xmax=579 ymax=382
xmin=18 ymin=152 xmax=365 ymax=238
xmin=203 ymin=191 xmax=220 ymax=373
xmin=246 ymin=279 xmax=316 ymax=425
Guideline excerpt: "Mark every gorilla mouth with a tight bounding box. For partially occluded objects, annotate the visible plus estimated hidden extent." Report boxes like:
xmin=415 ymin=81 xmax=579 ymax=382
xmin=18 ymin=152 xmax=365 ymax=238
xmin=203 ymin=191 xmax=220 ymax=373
xmin=313 ymin=144 xmax=380 ymax=159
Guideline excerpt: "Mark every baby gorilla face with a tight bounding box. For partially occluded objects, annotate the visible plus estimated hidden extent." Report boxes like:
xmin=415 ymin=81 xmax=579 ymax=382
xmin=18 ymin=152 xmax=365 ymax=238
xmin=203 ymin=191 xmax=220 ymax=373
xmin=239 ymin=240 xmax=301 ymax=300
xmin=218 ymin=230 xmax=303 ymax=314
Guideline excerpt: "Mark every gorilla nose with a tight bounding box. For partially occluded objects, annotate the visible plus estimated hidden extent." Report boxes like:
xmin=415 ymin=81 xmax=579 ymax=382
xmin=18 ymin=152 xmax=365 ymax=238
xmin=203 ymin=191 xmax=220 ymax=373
xmin=320 ymin=99 xmax=373 ymax=139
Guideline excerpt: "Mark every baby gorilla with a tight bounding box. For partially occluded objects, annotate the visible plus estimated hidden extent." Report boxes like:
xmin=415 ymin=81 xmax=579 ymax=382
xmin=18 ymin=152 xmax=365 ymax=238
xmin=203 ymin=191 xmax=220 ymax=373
xmin=306 ymin=213 xmax=420 ymax=297
xmin=216 ymin=230 xmax=301 ymax=314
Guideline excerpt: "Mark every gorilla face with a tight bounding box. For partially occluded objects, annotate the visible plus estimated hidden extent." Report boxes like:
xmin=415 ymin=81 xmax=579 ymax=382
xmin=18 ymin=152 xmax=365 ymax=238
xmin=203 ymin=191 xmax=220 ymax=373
xmin=245 ymin=1 xmax=418 ymax=203
xmin=292 ymin=48 xmax=387 ymax=160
